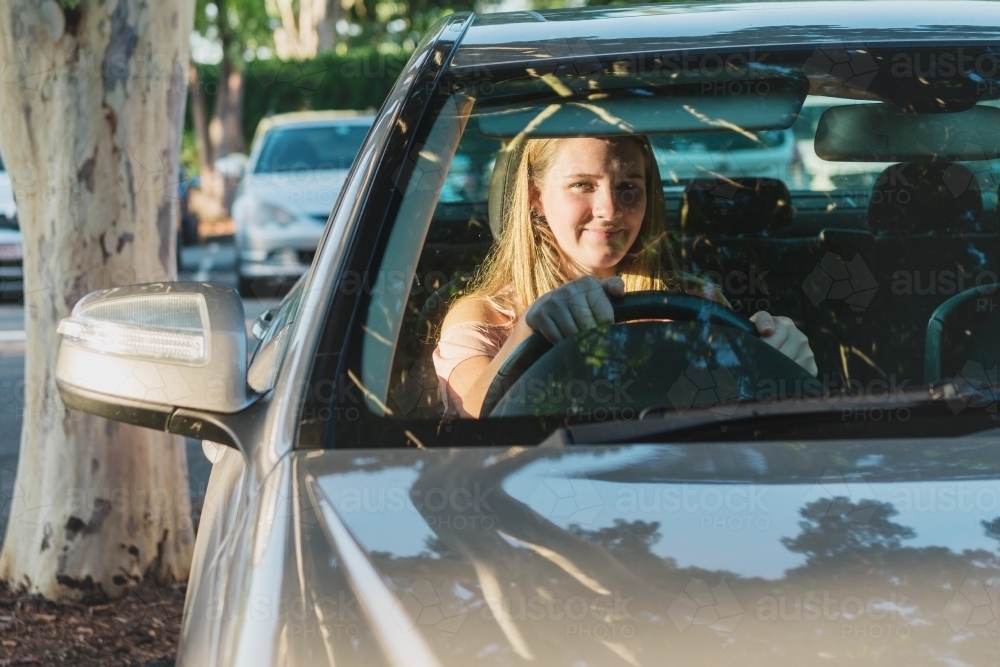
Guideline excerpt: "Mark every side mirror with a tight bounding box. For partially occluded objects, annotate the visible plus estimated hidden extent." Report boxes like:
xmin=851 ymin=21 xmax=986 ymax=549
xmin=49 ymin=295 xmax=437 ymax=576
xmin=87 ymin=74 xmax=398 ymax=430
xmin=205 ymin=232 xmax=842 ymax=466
xmin=214 ymin=153 xmax=248 ymax=180
xmin=56 ymin=283 xmax=255 ymax=448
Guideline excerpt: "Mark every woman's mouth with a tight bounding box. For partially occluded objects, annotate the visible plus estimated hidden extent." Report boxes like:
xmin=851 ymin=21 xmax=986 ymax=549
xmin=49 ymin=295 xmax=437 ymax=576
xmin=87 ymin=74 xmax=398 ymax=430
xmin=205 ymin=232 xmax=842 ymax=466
xmin=583 ymin=227 xmax=624 ymax=241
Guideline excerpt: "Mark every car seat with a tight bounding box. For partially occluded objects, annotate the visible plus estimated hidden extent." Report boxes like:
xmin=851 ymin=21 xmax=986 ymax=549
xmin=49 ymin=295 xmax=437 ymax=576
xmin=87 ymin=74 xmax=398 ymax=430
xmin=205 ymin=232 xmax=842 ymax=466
xmin=925 ymin=284 xmax=1000 ymax=384
xmin=677 ymin=176 xmax=807 ymax=329
xmin=868 ymin=162 xmax=986 ymax=235
xmin=861 ymin=162 xmax=999 ymax=385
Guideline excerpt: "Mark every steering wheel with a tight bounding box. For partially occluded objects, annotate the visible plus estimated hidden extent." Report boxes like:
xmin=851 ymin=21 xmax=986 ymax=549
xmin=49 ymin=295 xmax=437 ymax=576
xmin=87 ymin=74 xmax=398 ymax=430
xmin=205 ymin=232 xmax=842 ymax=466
xmin=481 ymin=291 xmax=757 ymax=417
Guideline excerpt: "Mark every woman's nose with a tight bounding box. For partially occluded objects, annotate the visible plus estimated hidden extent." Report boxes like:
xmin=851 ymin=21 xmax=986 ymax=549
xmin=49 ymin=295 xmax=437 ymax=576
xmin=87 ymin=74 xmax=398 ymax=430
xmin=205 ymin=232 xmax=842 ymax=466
xmin=592 ymin=184 xmax=619 ymax=219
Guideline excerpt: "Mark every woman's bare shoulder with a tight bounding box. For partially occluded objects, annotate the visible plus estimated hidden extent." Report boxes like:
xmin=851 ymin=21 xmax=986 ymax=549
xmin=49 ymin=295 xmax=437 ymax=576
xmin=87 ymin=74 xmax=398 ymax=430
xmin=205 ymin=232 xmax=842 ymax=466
xmin=442 ymin=296 xmax=510 ymax=331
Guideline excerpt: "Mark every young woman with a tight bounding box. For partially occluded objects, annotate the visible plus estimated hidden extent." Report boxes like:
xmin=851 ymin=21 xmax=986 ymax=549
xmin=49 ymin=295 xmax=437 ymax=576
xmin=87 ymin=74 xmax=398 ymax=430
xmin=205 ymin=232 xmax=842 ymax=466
xmin=433 ymin=136 xmax=817 ymax=418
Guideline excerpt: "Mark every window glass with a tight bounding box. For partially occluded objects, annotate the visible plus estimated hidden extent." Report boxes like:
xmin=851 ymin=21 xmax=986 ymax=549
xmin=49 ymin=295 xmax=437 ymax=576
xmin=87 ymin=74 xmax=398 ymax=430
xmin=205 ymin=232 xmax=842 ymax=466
xmin=255 ymin=124 xmax=370 ymax=173
xmin=350 ymin=49 xmax=1000 ymax=442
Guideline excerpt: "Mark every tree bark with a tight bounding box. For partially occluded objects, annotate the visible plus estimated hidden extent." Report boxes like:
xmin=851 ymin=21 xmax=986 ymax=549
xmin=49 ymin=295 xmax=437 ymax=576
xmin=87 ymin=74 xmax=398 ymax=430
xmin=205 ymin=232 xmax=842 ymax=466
xmin=0 ymin=0 xmax=196 ymax=602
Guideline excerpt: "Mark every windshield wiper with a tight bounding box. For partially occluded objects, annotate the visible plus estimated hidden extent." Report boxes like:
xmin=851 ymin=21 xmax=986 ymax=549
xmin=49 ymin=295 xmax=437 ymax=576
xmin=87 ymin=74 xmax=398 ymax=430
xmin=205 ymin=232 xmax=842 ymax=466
xmin=543 ymin=382 xmax=999 ymax=446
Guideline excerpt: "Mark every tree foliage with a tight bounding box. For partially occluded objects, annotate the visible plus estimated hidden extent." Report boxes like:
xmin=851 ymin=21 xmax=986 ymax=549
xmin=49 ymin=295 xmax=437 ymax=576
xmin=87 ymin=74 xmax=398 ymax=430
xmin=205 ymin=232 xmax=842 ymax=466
xmin=194 ymin=0 xmax=274 ymax=64
xmin=782 ymin=498 xmax=916 ymax=565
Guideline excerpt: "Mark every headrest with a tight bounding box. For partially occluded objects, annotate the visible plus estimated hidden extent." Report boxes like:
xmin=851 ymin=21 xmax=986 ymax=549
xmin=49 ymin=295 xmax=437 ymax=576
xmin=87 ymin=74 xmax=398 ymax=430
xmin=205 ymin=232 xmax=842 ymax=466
xmin=867 ymin=162 xmax=984 ymax=234
xmin=680 ymin=177 xmax=793 ymax=235
xmin=487 ymin=138 xmax=527 ymax=239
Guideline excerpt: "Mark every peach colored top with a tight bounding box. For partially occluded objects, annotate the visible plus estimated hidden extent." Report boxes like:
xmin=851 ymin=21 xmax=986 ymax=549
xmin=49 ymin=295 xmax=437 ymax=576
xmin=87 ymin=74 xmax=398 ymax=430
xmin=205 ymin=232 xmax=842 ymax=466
xmin=433 ymin=321 xmax=513 ymax=417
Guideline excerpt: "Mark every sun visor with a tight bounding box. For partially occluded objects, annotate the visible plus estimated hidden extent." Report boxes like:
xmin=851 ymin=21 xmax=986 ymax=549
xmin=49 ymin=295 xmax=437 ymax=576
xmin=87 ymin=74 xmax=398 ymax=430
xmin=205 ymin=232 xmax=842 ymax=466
xmin=475 ymin=77 xmax=808 ymax=138
xmin=815 ymin=103 xmax=1000 ymax=162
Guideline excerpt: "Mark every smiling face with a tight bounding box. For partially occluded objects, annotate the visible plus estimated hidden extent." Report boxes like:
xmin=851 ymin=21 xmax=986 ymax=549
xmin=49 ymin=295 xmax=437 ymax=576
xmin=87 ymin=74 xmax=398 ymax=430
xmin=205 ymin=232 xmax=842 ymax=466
xmin=529 ymin=138 xmax=647 ymax=279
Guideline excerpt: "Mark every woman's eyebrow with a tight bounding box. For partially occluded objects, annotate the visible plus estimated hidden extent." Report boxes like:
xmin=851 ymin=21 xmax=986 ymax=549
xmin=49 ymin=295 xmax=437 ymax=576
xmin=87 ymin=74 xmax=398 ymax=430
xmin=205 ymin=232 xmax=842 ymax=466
xmin=562 ymin=171 xmax=644 ymax=179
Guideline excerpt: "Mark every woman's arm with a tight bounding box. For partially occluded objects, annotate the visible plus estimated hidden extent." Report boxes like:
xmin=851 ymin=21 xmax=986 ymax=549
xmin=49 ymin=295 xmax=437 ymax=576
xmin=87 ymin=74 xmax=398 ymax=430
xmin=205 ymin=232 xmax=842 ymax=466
xmin=440 ymin=276 xmax=623 ymax=417
xmin=445 ymin=316 xmax=535 ymax=418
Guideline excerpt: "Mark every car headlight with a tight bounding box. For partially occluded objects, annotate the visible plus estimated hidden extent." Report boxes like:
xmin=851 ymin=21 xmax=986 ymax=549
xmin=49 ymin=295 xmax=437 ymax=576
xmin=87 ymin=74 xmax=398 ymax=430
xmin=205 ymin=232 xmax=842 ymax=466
xmin=250 ymin=201 xmax=297 ymax=227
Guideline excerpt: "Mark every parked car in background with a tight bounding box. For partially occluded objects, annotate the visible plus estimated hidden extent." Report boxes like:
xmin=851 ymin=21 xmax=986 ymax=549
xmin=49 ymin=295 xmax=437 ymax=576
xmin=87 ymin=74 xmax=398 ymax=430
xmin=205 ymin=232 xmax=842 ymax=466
xmin=54 ymin=4 xmax=1000 ymax=666
xmin=792 ymin=96 xmax=892 ymax=191
xmin=230 ymin=111 xmax=374 ymax=296
xmin=0 ymin=153 xmax=23 ymax=299
xmin=651 ymin=127 xmax=802 ymax=186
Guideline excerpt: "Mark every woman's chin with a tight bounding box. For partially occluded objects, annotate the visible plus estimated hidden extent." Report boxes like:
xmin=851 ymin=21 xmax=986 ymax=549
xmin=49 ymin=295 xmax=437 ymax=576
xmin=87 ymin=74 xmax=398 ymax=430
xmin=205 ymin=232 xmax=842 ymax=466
xmin=577 ymin=256 xmax=625 ymax=277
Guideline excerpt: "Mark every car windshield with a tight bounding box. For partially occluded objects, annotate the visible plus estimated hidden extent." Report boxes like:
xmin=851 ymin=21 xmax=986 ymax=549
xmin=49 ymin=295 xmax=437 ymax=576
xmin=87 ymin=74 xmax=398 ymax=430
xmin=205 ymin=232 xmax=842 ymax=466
xmin=254 ymin=123 xmax=369 ymax=173
xmin=347 ymin=45 xmax=1000 ymax=446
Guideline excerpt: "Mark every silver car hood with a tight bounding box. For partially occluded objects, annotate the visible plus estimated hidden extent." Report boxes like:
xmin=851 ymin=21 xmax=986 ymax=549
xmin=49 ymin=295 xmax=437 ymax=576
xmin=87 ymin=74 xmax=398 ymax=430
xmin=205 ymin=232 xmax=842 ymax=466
xmin=241 ymin=169 xmax=350 ymax=218
xmin=201 ymin=435 xmax=1000 ymax=666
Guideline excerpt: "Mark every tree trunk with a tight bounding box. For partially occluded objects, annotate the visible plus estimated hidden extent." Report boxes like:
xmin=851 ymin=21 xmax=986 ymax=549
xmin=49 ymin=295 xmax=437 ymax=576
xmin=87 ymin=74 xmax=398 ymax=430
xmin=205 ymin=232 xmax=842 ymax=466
xmin=0 ymin=0 xmax=196 ymax=603
xmin=274 ymin=0 xmax=329 ymax=59
xmin=188 ymin=61 xmax=214 ymax=174
xmin=222 ymin=68 xmax=244 ymax=157
xmin=317 ymin=0 xmax=341 ymax=54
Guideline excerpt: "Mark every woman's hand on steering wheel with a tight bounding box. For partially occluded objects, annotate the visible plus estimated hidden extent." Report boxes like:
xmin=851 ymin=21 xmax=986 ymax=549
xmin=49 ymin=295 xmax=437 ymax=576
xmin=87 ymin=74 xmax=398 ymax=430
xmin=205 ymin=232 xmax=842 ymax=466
xmin=523 ymin=276 xmax=818 ymax=376
xmin=524 ymin=275 xmax=624 ymax=343
xmin=751 ymin=311 xmax=818 ymax=376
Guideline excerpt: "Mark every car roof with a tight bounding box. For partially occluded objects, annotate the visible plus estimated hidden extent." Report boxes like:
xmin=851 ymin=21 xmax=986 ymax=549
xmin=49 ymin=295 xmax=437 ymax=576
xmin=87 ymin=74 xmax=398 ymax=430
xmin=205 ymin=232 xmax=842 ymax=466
xmin=255 ymin=110 xmax=374 ymax=132
xmin=454 ymin=1 xmax=1000 ymax=72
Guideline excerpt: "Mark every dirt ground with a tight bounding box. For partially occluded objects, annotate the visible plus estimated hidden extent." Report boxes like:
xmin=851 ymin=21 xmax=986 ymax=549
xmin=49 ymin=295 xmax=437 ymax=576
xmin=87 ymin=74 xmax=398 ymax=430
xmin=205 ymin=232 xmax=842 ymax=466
xmin=0 ymin=576 xmax=185 ymax=667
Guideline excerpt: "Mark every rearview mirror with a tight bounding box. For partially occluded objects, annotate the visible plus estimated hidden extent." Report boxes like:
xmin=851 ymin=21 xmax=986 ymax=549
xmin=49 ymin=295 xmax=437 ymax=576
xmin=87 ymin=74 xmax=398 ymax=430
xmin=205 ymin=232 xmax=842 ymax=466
xmin=56 ymin=283 xmax=255 ymax=448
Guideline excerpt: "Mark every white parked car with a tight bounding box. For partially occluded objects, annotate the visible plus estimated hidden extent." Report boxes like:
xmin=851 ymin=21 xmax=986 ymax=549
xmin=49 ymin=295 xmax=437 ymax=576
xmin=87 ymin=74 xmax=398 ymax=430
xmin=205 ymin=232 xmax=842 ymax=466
xmin=230 ymin=111 xmax=374 ymax=296
xmin=0 ymin=154 xmax=22 ymax=298
xmin=651 ymin=128 xmax=801 ymax=186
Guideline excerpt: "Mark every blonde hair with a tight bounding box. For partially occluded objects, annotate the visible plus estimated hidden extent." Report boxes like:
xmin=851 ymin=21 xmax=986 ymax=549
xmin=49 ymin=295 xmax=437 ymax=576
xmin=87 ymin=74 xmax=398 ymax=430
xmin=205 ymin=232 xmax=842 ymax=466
xmin=465 ymin=135 xmax=691 ymax=316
